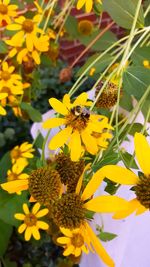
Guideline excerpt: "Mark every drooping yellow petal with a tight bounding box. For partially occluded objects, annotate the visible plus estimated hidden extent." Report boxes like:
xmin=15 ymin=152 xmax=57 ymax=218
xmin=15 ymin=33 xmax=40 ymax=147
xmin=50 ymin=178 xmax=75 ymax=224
xmin=134 ymin=133 xmax=150 ymax=176
xmin=36 ymin=208 xmax=49 ymax=218
xmin=99 ymin=165 xmax=139 ymax=185
xmin=85 ymin=222 xmax=114 ymax=267
xmin=85 ymin=0 xmax=93 ymax=12
xmin=57 ymin=237 xmax=70 ymax=244
xmin=32 ymin=50 xmax=40 ymax=65
xmin=81 ymin=168 xmax=105 ymax=201
xmin=69 ymin=131 xmax=82 ymax=161
xmin=77 ymin=0 xmax=85 ymax=10
xmin=49 ymin=98 xmax=69 ymax=115
xmin=84 ymin=195 xmax=129 ymax=213
xmin=43 ymin=117 xmax=66 ymax=129
xmin=81 ymin=130 xmax=98 ymax=155
xmin=113 ymin=198 xmax=139 ymax=219
xmin=24 ymin=227 xmax=32 ymax=241
xmin=49 ymin=127 xmax=72 ymax=150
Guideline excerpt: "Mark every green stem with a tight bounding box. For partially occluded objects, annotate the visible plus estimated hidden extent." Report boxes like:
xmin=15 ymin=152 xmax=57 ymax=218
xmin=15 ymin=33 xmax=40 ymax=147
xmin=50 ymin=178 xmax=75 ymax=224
xmin=41 ymin=129 xmax=51 ymax=164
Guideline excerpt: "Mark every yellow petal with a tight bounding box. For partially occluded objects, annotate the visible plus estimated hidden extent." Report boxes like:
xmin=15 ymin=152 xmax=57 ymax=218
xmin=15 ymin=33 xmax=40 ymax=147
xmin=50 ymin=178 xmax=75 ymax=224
xmin=134 ymin=133 xmax=150 ymax=176
xmin=17 ymin=48 xmax=28 ymax=64
xmin=84 ymin=196 xmax=129 ymax=213
xmin=37 ymin=221 xmax=49 ymax=230
xmin=60 ymin=227 xmax=72 ymax=237
xmin=32 ymin=202 xmax=41 ymax=214
xmin=49 ymin=98 xmax=69 ymax=115
xmin=23 ymin=203 xmax=29 ymax=215
xmin=18 ymin=223 xmax=27 ymax=233
xmin=26 ymin=34 xmax=33 ymax=51
xmin=36 ymin=208 xmax=49 ymax=218
xmin=73 ymin=92 xmax=88 ymax=106
xmin=85 ymin=0 xmax=93 ymax=12
xmin=0 ymin=106 xmax=6 ymax=115
xmin=43 ymin=117 xmax=66 ymax=129
xmin=7 ymin=24 xmax=22 ymax=30
xmin=1 ymin=180 xmax=28 ymax=194
xmin=57 ymin=237 xmax=70 ymax=244
xmin=49 ymin=127 xmax=72 ymax=150
xmin=63 ymin=94 xmax=71 ymax=108
xmin=74 ymin=247 xmax=82 ymax=257
xmin=69 ymin=131 xmax=82 ymax=162
xmin=77 ymin=0 xmax=85 ymax=10
xmin=85 ymin=222 xmax=114 ymax=267
xmin=81 ymin=130 xmax=98 ymax=155
xmin=25 ymin=227 xmax=32 ymax=241
xmin=32 ymin=226 xmax=40 ymax=240
xmin=136 ymin=203 xmax=148 ymax=215
xmin=32 ymin=50 xmax=40 ymax=65
xmin=14 ymin=213 xmax=25 ymax=220
xmin=99 ymin=165 xmax=139 ymax=185
xmin=63 ymin=245 xmax=74 ymax=256
xmin=81 ymin=168 xmax=104 ymax=201
xmin=113 ymin=198 xmax=140 ymax=219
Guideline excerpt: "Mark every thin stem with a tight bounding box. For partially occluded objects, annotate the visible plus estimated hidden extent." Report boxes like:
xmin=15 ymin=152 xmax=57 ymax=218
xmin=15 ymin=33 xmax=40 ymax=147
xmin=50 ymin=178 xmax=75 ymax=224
xmin=41 ymin=129 xmax=51 ymax=164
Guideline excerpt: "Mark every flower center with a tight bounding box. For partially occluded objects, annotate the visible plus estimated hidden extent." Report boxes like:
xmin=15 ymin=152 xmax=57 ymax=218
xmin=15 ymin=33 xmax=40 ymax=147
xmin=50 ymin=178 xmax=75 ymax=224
xmin=51 ymin=193 xmax=85 ymax=229
xmin=11 ymin=148 xmax=22 ymax=160
xmin=7 ymin=172 xmax=18 ymax=182
xmin=78 ymin=20 xmax=93 ymax=36
xmin=1 ymin=71 xmax=11 ymax=81
xmin=66 ymin=106 xmax=90 ymax=131
xmin=24 ymin=213 xmax=37 ymax=226
xmin=71 ymin=233 xmax=84 ymax=248
xmin=22 ymin=19 xmax=34 ymax=33
xmin=0 ymin=4 xmax=8 ymax=14
xmin=135 ymin=175 xmax=150 ymax=209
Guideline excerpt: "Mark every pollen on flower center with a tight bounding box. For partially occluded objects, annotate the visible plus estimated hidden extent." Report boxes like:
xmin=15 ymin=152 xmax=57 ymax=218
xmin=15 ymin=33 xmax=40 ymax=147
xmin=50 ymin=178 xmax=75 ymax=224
xmin=0 ymin=4 xmax=8 ymax=14
xmin=51 ymin=193 xmax=85 ymax=229
xmin=71 ymin=233 xmax=84 ymax=247
xmin=135 ymin=175 xmax=150 ymax=209
xmin=1 ymin=71 xmax=11 ymax=81
xmin=24 ymin=213 xmax=37 ymax=226
xmin=22 ymin=19 xmax=34 ymax=33
xmin=66 ymin=106 xmax=90 ymax=131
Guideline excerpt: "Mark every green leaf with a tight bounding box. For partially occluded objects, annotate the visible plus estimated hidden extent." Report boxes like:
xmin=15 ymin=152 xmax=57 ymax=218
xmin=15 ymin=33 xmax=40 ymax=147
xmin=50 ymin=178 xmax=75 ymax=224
xmin=123 ymin=66 xmax=150 ymax=100
xmin=76 ymin=53 xmax=114 ymax=76
xmin=121 ymin=151 xmax=138 ymax=169
xmin=103 ymin=0 xmax=144 ymax=29
xmin=0 ymin=190 xmax=28 ymax=226
xmin=98 ymin=231 xmax=117 ymax=242
xmin=0 ymin=40 xmax=8 ymax=53
xmin=2 ymin=259 xmax=17 ymax=267
xmin=20 ymin=102 xmax=42 ymax=122
xmin=0 ymin=220 xmax=12 ymax=256
xmin=78 ymin=30 xmax=117 ymax=51
xmin=93 ymin=152 xmax=120 ymax=172
xmin=0 ymin=152 xmax=12 ymax=183
xmin=34 ymin=133 xmax=44 ymax=149
xmin=120 ymin=91 xmax=133 ymax=111
xmin=65 ymin=16 xmax=78 ymax=38
xmin=141 ymin=98 xmax=150 ymax=122
xmin=128 ymin=123 xmax=144 ymax=135
xmin=131 ymin=46 xmax=150 ymax=66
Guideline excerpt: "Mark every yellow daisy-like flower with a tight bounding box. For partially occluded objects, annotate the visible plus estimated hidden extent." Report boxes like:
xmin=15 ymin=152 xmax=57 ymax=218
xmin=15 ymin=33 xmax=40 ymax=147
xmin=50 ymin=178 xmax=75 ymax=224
xmin=10 ymin=142 xmax=35 ymax=164
xmin=99 ymin=133 xmax=150 ymax=219
xmin=14 ymin=202 xmax=49 ymax=241
xmin=143 ymin=59 xmax=150 ymax=69
xmin=0 ymin=62 xmax=23 ymax=92
xmin=77 ymin=0 xmax=101 ymax=13
xmin=43 ymin=93 xmax=113 ymax=161
xmin=1 ymin=158 xmax=29 ymax=194
xmin=0 ymin=0 xmax=18 ymax=25
xmin=6 ymin=15 xmax=43 ymax=51
xmin=53 ymin=165 xmax=129 ymax=267
xmin=0 ymin=92 xmax=7 ymax=115
xmin=6 ymin=34 xmax=49 ymax=65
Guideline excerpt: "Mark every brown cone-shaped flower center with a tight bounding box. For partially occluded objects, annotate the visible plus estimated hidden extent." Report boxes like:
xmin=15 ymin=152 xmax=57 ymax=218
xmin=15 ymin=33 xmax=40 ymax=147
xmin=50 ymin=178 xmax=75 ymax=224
xmin=51 ymin=193 xmax=85 ymax=229
xmin=78 ymin=20 xmax=93 ymax=36
xmin=95 ymin=82 xmax=119 ymax=109
xmin=22 ymin=19 xmax=34 ymax=33
xmin=71 ymin=233 xmax=84 ymax=247
xmin=135 ymin=175 xmax=150 ymax=209
xmin=66 ymin=106 xmax=90 ymax=131
xmin=0 ymin=4 xmax=8 ymax=14
xmin=1 ymin=71 xmax=11 ymax=81
xmin=24 ymin=213 xmax=37 ymax=226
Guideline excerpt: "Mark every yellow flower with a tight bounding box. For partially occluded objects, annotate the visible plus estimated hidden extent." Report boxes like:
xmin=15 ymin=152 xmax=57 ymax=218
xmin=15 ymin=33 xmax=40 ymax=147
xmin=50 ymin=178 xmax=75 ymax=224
xmin=54 ymin=165 xmax=129 ymax=266
xmin=98 ymin=133 xmax=150 ymax=219
xmin=14 ymin=202 xmax=49 ymax=241
xmin=1 ymin=158 xmax=29 ymax=194
xmin=10 ymin=142 xmax=35 ymax=164
xmin=6 ymin=15 xmax=43 ymax=51
xmin=0 ymin=92 xmax=7 ymax=115
xmin=77 ymin=0 xmax=101 ymax=13
xmin=0 ymin=0 xmax=18 ymax=25
xmin=78 ymin=20 xmax=93 ymax=36
xmin=43 ymin=93 xmax=113 ymax=161
xmin=89 ymin=67 xmax=96 ymax=76
xmin=6 ymin=34 xmax=49 ymax=65
xmin=0 ymin=62 xmax=23 ymax=92
xmin=143 ymin=60 xmax=150 ymax=69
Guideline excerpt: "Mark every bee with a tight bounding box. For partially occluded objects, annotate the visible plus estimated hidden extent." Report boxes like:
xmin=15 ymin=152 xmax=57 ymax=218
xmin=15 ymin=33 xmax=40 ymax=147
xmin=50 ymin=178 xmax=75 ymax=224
xmin=71 ymin=105 xmax=90 ymax=120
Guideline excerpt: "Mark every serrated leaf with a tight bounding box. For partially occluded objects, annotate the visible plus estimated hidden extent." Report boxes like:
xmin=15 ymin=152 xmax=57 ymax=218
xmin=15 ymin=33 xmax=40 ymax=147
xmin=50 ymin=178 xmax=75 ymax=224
xmin=0 ymin=220 xmax=12 ymax=256
xmin=20 ymin=102 xmax=42 ymax=122
xmin=98 ymin=231 xmax=117 ymax=242
xmin=103 ymin=0 xmax=144 ymax=29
